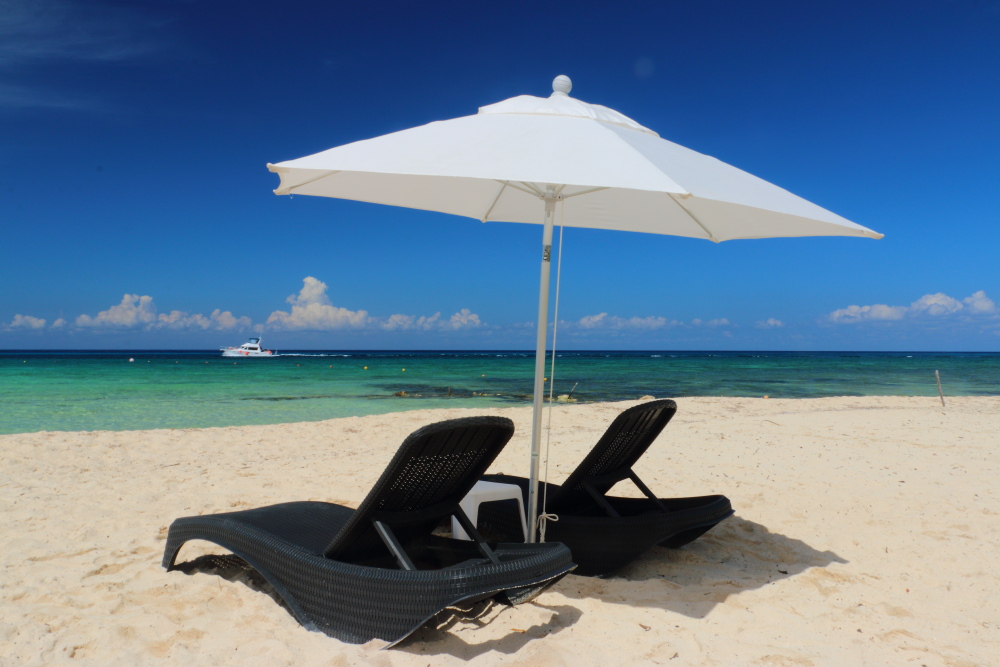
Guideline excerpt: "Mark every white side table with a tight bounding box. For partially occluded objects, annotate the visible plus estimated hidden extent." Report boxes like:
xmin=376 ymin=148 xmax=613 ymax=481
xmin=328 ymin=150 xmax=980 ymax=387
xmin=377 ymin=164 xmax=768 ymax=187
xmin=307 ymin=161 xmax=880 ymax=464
xmin=452 ymin=480 xmax=528 ymax=542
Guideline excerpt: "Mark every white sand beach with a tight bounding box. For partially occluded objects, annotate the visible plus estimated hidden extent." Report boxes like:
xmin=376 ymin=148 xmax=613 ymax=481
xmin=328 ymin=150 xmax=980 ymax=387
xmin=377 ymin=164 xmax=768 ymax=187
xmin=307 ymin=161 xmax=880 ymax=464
xmin=3 ymin=396 xmax=999 ymax=665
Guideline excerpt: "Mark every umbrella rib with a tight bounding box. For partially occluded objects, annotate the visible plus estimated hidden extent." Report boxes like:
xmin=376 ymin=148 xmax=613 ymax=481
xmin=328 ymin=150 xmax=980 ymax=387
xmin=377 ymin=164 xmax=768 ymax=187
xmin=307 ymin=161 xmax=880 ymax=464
xmin=481 ymin=182 xmax=508 ymax=222
xmin=276 ymin=170 xmax=341 ymax=195
xmin=561 ymin=186 xmax=609 ymax=200
xmin=499 ymin=181 xmax=543 ymax=198
xmin=521 ymin=182 xmax=546 ymax=197
xmin=667 ymin=193 xmax=721 ymax=243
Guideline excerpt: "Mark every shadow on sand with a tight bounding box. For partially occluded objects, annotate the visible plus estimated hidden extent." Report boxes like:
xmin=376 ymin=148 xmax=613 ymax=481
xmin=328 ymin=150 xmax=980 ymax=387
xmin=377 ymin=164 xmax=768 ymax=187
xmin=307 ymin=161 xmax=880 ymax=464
xmin=170 ymin=553 xmax=582 ymax=653
xmin=554 ymin=514 xmax=847 ymax=619
xmin=170 ymin=514 xmax=844 ymax=653
xmin=172 ymin=553 xmax=294 ymax=614
xmin=395 ymin=599 xmax=582 ymax=658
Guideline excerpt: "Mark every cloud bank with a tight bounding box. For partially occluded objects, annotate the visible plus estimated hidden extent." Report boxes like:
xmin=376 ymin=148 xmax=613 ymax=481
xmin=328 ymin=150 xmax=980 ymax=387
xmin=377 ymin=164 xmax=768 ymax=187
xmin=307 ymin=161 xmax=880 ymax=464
xmin=74 ymin=294 xmax=251 ymax=331
xmin=4 ymin=277 xmax=482 ymax=338
xmin=15 ymin=279 xmax=994 ymax=343
xmin=829 ymin=290 xmax=996 ymax=324
xmin=691 ymin=318 xmax=731 ymax=327
xmin=8 ymin=314 xmax=47 ymax=329
xmin=266 ymin=277 xmax=482 ymax=332
xmin=573 ymin=313 xmax=732 ymax=330
xmin=577 ymin=313 xmax=673 ymax=330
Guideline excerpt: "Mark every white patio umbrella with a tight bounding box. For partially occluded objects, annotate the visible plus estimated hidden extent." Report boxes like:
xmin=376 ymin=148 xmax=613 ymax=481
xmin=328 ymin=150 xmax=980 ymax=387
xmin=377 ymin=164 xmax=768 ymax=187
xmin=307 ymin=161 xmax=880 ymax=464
xmin=267 ymin=75 xmax=882 ymax=541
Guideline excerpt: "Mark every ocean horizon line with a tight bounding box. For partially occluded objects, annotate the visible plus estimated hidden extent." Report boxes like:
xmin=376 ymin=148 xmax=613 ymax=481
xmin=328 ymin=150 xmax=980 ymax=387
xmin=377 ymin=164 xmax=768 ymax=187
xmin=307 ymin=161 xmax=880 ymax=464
xmin=3 ymin=348 xmax=999 ymax=355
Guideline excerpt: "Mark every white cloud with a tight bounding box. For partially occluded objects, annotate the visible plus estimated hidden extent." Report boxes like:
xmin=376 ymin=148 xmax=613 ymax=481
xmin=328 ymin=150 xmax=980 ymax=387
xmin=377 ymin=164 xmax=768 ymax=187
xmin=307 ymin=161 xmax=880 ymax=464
xmin=829 ymin=290 xmax=996 ymax=324
xmin=51 ymin=317 xmax=65 ymax=328
xmin=447 ymin=309 xmax=482 ymax=329
xmin=49 ymin=277 xmax=476 ymax=336
xmin=76 ymin=294 xmax=156 ymax=327
xmin=578 ymin=313 xmax=609 ymax=329
xmin=577 ymin=313 xmax=672 ymax=330
xmin=756 ymin=318 xmax=785 ymax=328
xmin=829 ymin=304 xmax=907 ymax=323
xmin=266 ymin=277 xmax=370 ymax=331
xmin=909 ymin=293 xmax=963 ymax=316
xmin=381 ymin=308 xmax=482 ymax=331
xmin=156 ymin=308 xmax=252 ymax=330
xmin=264 ymin=278 xmax=485 ymax=333
xmin=9 ymin=314 xmax=46 ymax=329
xmin=156 ymin=310 xmax=209 ymax=329
xmin=382 ymin=312 xmax=441 ymax=331
xmin=963 ymin=290 xmax=996 ymax=314
xmin=75 ymin=294 xmax=252 ymax=331
xmin=209 ymin=309 xmax=252 ymax=330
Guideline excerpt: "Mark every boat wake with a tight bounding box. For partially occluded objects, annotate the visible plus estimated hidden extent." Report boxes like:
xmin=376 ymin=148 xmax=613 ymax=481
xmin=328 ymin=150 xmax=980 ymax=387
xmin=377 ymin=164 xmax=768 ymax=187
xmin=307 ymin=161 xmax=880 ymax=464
xmin=276 ymin=353 xmax=353 ymax=357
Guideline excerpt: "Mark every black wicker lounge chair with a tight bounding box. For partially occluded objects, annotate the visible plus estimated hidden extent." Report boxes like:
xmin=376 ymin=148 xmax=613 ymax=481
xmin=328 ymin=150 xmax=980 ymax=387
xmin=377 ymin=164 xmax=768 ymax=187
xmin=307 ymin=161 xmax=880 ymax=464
xmin=162 ymin=416 xmax=575 ymax=646
xmin=480 ymin=400 xmax=733 ymax=576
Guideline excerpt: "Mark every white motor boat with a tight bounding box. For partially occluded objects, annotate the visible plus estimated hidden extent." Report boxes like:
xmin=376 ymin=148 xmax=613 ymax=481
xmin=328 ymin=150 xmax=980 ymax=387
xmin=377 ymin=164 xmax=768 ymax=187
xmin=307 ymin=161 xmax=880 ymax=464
xmin=221 ymin=337 xmax=276 ymax=357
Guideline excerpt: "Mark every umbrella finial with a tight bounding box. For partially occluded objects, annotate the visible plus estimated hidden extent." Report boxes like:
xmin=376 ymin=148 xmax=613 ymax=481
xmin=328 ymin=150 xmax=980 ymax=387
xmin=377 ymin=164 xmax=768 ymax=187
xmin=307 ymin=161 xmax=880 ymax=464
xmin=552 ymin=75 xmax=572 ymax=96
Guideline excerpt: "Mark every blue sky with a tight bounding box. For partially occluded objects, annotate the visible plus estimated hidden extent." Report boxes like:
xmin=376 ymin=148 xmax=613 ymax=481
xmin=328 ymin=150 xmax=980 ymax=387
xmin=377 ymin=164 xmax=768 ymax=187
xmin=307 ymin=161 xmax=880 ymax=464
xmin=1 ymin=0 xmax=998 ymax=350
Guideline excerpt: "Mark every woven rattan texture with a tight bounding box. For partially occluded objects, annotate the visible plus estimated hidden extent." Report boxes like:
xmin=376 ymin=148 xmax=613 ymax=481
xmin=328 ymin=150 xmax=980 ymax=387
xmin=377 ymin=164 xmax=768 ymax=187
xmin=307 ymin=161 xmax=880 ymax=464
xmin=479 ymin=401 xmax=733 ymax=576
xmin=326 ymin=416 xmax=515 ymax=561
xmin=480 ymin=475 xmax=731 ymax=575
xmin=555 ymin=399 xmax=677 ymax=507
xmin=162 ymin=417 xmax=575 ymax=645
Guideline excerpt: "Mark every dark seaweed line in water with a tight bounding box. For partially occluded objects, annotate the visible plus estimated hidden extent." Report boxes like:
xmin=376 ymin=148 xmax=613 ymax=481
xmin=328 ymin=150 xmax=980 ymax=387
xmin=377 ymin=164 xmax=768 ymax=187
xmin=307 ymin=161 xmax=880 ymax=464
xmin=240 ymin=390 xmax=534 ymax=403
xmin=241 ymin=394 xmax=343 ymax=401
xmin=376 ymin=391 xmax=531 ymax=402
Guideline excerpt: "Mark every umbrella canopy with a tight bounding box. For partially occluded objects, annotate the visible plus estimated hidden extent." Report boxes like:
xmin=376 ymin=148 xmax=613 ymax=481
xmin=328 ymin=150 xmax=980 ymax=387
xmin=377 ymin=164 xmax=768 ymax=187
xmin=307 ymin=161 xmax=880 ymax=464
xmin=269 ymin=76 xmax=880 ymax=242
xmin=268 ymin=75 xmax=882 ymax=540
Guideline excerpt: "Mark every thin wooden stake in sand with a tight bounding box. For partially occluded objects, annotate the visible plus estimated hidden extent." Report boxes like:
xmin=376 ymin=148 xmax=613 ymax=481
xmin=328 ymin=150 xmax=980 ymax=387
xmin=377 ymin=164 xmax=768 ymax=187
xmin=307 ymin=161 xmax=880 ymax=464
xmin=936 ymin=369 xmax=946 ymax=407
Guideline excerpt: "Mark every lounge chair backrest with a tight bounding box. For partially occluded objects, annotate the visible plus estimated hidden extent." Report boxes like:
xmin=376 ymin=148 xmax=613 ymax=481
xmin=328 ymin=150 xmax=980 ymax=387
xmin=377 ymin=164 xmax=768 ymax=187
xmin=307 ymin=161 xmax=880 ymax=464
xmin=323 ymin=416 xmax=515 ymax=561
xmin=550 ymin=399 xmax=677 ymax=509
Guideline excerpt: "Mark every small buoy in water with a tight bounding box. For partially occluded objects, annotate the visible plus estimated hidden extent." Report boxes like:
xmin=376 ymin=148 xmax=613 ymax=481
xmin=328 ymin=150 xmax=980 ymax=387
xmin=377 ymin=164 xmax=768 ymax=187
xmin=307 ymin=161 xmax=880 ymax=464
xmin=482 ymin=374 xmax=485 ymax=377
xmin=363 ymin=366 xmax=368 ymax=370
xmin=402 ymin=368 xmax=405 ymax=372
xmin=329 ymin=365 xmax=332 ymax=368
xmin=129 ymin=358 xmax=134 ymax=362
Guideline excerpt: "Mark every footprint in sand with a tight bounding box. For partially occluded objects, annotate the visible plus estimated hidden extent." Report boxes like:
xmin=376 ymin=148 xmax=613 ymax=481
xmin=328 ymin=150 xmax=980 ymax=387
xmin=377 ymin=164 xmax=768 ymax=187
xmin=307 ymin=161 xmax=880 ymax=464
xmin=84 ymin=562 xmax=127 ymax=577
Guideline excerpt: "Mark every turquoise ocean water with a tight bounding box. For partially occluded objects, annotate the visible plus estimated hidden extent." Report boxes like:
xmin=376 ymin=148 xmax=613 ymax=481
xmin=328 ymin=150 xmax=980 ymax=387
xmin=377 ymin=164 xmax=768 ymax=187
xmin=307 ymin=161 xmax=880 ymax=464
xmin=1 ymin=350 xmax=997 ymax=435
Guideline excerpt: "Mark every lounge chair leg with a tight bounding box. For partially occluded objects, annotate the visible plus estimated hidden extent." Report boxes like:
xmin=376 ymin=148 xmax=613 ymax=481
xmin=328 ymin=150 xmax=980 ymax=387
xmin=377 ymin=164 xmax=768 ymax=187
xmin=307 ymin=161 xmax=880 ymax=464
xmin=453 ymin=507 xmax=501 ymax=564
xmin=581 ymin=480 xmax=621 ymax=518
xmin=372 ymin=520 xmax=418 ymax=571
xmin=627 ymin=471 xmax=669 ymax=513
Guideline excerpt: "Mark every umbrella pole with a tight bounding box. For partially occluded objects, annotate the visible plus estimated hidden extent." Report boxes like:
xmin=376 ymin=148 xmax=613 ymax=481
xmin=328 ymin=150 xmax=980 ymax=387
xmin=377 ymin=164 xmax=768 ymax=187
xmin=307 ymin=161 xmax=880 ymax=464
xmin=527 ymin=193 xmax=557 ymax=543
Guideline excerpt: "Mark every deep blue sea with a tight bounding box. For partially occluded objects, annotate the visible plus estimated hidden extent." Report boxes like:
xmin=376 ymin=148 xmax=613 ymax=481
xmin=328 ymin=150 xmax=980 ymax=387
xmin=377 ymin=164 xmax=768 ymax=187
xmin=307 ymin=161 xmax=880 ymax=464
xmin=1 ymin=350 xmax=997 ymax=434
